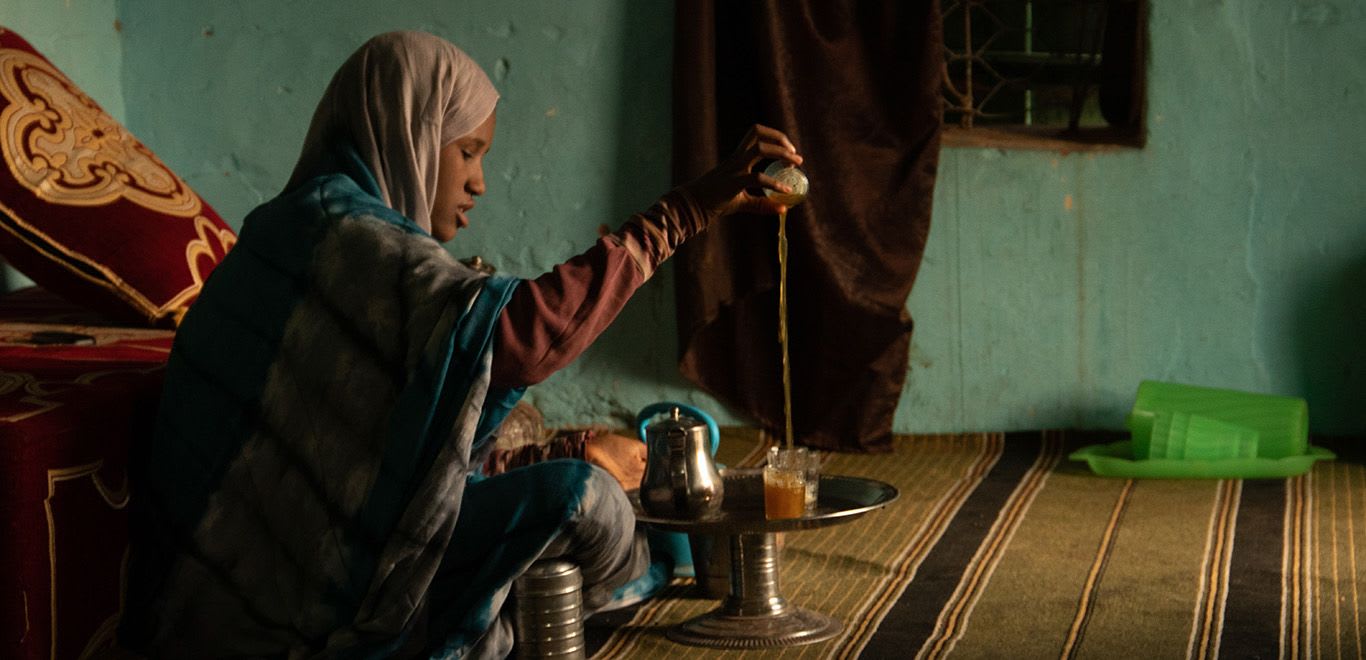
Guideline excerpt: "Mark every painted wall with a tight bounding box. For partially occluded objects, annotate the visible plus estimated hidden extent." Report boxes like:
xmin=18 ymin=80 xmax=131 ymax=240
xmin=103 ymin=2 xmax=1366 ymax=434
xmin=116 ymin=0 xmax=692 ymax=428
xmin=903 ymin=2 xmax=1366 ymax=435
xmin=0 ymin=0 xmax=124 ymax=118
xmin=0 ymin=0 xmax=124 ymax=290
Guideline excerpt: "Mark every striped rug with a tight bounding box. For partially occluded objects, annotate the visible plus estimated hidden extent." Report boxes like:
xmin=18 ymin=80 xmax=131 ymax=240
xmin=587 ymin=430 xmax=1365 ymax=659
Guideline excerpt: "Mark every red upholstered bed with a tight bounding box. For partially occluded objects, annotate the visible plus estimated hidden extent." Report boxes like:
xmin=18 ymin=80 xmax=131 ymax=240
xmin=0 ymin=27 xmax=234 ymax=659
xmin=0 ymin=288 xmax=172 ymax=659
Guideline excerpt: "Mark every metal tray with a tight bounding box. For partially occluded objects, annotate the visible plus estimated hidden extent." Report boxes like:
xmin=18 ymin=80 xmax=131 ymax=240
xmin=634 ymin=468 xmax=898 ymax=535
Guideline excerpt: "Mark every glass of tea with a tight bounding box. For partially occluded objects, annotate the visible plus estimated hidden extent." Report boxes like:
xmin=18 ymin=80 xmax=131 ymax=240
xmin=764 ymin=446 xmax=816 ymax=519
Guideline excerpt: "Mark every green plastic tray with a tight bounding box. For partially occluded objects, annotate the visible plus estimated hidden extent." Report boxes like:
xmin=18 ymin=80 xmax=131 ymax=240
xmin=1070 ymin=440 xmax=1335 ymax=479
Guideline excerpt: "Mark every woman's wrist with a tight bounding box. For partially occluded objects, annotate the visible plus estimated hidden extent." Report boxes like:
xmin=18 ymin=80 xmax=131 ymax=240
xmin=664 ymin=186 xmax=716 ymax=232
xmin=481 ymin=428 xmax=594 ymax=476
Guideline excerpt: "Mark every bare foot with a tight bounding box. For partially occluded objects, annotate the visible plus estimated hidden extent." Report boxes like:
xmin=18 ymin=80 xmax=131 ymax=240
xmin=584 ymin=432 xmax=647 ymax=491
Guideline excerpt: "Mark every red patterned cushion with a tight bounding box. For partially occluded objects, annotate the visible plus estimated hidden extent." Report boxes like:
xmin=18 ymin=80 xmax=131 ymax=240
xmin=0 ymin=27 xmax=235 ymax=327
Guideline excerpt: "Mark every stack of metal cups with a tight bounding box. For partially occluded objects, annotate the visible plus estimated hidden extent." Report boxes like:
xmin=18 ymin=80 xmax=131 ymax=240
xmin=513 ymin=559 xmax=585 ymax=659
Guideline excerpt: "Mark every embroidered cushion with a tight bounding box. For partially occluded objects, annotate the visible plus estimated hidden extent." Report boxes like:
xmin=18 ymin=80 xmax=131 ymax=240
xmin=0 ymin=27 xmax=235 ymax=326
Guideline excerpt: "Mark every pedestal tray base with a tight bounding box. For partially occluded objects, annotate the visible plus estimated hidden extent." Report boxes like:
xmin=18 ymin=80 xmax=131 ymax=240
xmin=667 ymin=606 xmax=842 ymax=649
xmin=636 ymin=471 xmax=898 ymax=649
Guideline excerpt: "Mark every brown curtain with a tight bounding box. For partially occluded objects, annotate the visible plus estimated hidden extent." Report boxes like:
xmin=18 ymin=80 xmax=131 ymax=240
xmin=672 ymin=0 xmax=942 ymax=452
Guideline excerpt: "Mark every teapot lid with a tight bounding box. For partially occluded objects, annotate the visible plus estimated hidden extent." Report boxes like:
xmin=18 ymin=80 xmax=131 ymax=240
xmin=647 ymin=407 xmax=705 ymax=435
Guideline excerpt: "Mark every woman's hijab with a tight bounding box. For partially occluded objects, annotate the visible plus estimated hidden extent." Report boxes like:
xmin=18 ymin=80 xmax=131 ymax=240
xmin=286 ymin=31 xmax=498 ymax=233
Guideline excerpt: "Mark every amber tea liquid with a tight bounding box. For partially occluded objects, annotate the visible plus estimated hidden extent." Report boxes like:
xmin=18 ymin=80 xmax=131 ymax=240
xmin=764 ymin=467 xmax=806 ymax=519
xmin=765 ymin=166 xmax=810 ymax=519
xmin=764 ymin=162 xmax=806 ymax=451
xmin=778 ymin=210 xmax=793 ymax=450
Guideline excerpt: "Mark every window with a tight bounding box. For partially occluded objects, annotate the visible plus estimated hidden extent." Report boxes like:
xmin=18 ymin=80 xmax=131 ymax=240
xmin=941 ymin=0 xmax=1148 ymax=150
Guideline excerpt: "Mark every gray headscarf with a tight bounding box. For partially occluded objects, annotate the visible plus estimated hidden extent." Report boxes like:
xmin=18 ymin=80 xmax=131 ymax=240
xmin=286 ymin=31 xmax=499 ymax=233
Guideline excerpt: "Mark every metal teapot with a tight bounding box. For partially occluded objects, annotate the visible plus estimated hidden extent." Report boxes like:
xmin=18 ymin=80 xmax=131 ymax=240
xmin=636 ymin=402 xmax=723 ymax=519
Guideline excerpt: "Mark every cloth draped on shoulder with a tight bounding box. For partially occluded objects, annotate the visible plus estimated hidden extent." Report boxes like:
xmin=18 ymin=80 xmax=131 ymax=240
xmin=122 ymin=141 xmax=533 ymax=656
xmin=119 ymin=32 xmax=627 ymax=658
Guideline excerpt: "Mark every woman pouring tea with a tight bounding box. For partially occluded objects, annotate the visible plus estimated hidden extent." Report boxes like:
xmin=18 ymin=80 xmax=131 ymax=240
xmin=120 ymin=31 xmax=800 ymax=658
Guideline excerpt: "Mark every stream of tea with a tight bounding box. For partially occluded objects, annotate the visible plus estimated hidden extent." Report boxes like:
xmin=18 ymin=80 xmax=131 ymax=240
xmin=763 ymin=164 xmax=808 ymax=520
xmin=778 ymin=209 xmax=793 ymax=450
xmin=765 ymin=162 xmax=806 ymax=451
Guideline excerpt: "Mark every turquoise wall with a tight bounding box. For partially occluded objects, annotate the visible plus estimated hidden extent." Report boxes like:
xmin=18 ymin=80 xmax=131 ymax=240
xmin=116 ymin=0 xmax=694 ymax=428
xmin=0 ymin=0 xmax=123 ymax=119
xmin=22 ymin=1 xmax=1366 ymax=434
xmin=905 ymin=2 xmax=1366 ymax=435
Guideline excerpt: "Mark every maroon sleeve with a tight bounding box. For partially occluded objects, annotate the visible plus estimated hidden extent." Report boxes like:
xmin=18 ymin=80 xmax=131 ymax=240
xmin=490 ymin=190 xmax=709 ymax=388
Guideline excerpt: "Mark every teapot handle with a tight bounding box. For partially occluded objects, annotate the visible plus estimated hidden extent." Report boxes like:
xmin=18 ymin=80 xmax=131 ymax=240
xmin=635 ymin=402 xmax=720 ymax=456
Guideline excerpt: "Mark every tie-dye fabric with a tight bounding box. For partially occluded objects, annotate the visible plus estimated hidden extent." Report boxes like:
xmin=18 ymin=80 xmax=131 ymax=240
xmin=120 ymin=144 xmax=644 ymax=658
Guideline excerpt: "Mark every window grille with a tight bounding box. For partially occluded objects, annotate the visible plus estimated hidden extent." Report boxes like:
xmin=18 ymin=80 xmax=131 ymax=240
xmin=942 ymin=0 xmax=1146 ymax=147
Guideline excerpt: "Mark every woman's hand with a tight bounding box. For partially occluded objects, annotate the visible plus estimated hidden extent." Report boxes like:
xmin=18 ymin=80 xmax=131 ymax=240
xmin=584 ymin=432 xmax=648 ymax=491
xmin=680 ymin=124 xmax=803 ymax=219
